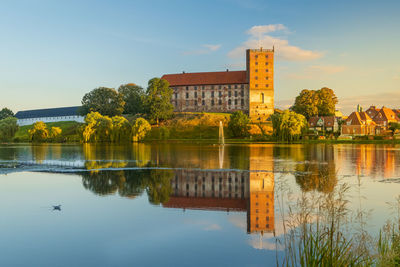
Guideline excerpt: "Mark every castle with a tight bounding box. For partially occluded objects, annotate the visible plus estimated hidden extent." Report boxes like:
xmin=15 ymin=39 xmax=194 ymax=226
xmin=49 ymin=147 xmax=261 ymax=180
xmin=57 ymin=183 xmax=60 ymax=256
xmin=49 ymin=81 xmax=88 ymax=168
xmin=161 ymin=48 xmax=274 ymax=122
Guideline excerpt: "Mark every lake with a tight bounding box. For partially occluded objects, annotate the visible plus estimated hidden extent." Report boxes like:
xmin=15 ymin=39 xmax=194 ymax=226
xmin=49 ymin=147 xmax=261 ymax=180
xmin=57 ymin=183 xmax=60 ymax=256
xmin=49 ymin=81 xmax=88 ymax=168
xmin=0 ymin=143 xmax=399 ymax=266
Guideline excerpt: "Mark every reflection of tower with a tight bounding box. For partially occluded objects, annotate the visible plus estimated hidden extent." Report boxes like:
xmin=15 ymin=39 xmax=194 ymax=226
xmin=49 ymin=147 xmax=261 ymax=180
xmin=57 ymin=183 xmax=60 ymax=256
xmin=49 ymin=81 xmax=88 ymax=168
xmin=247 ymin=145 xmax=274 ymax=234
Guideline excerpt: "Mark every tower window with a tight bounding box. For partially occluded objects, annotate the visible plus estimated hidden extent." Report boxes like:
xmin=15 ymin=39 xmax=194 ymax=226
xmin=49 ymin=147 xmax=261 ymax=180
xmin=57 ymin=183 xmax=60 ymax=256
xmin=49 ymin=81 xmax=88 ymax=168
xmin=266 ymin=77 xmax=269 ymax=80
xmin=266 ymin=69 xmax=269 ymax=72
xmin=265 ymin=62 xmax=268 ymax=65
xmin=261 ymin=93 xmax=265 ymax=103
xmin=255 ymin=62 xmax=258 ymax=65
xmin=255 ymin=69 xmax=258 ymax=72
xmin=266 ymin=84 xmax=269 ymax=88
xmin=255 ymin=55 xmax=258 ymax=58
xmin=255 ymin=84 xmax=258 ymax=87
xmin=265 ymin=55 xmax=268 ymax=58
xmin=255 ymin=76 xmax=258 ymax=80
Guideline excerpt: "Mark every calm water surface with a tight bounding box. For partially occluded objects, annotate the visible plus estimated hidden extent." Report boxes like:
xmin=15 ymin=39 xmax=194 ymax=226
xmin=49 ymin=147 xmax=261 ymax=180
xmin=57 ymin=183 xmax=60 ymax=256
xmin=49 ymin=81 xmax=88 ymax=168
xmin=0 ymin=143 xmax=400 ymax=267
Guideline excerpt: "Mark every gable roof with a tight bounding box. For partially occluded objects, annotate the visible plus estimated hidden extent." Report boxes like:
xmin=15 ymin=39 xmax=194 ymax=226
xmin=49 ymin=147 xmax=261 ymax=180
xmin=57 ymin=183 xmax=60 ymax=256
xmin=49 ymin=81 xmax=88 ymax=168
xmin=374 ymin=107 xmax=400 ymax=123
xmin=161 ymin=70 xmax=247 ymax=86
xmin=345 ymin=112 xmax=375 ymax=125
xmin=15 ymin=106 xmax=81 ymax=119
xmin=365 ymin=106 xmax=381 ymax=118
xmin=308 ymin=116 xmax=336 ymax=127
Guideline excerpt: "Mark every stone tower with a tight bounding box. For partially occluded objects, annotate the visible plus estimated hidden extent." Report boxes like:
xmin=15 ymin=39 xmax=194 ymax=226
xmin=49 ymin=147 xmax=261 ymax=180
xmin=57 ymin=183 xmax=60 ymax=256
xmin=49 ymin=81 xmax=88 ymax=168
xmin=246 ymin=48 xmax=274 ymax=122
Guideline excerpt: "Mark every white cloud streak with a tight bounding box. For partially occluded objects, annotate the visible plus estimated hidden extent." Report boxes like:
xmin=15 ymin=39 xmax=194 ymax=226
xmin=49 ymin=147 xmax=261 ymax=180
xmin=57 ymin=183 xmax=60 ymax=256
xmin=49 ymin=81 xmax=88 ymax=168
xmin=183 ymin=44 xmax=222 ymax=55
xmin=228 ymin=24 xmax=323 ymax=61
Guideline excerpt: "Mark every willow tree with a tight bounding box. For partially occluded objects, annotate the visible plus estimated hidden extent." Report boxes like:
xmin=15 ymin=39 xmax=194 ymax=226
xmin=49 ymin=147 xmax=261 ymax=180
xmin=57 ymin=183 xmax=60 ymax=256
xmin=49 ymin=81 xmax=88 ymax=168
xmin=271 ymin=110 xmax=307 ymax=142
xmin=28 ymin=121 xmax=49 ymax=142
xmin=132 ymin=118 xmax=151 ymax=142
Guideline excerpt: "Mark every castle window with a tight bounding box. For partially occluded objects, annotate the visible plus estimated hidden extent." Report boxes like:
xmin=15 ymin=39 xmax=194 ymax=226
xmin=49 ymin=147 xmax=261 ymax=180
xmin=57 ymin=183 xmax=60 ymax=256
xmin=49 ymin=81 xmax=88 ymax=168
xmin=218 ymin=99 xmax=222 ymax=105
xmin=186 ymin=86 xmax=189 ymax=90
xmin=202 ymin=86 xmax=205 ymax=90
xmin=234 ymin=99 xmax=238 ymax=105
xmin=194 ymin=92 xmax=197 ymax=98
xmin=235 ymin=91 xmax=238 ymax=97
xmin=211 ymin=91 xmax=214 ymax=97
xmin=241 ymin=99 xmax=244 ymax=106
xmin=228 ymin=85 xmax=231 ymax=89
xmin=202 ymin=92 xmax=205 ymax=98
xmin=235 ymin=85 xmax=238 ymax=89
xmin=228 ymin=91 xmax=231 ymax=97
xmin=194 ymin=100 xmax=198 ymax=106
xmin=194 ymin=86 xmax=197 ymax=90
xmin=186 ymin=92 xmax=189 ymax=98
xmin=219 ymin=91 xmax=222 ymax=97
xmin=202 ymin=100 xmax=205 ymax=106
xmin=228 ymin=99 xmax=231 ymax=105
xmin=175 ymin=93 xmax=178 ymax=99
xmin=186 ymin=100 xmax=189 ymax=106
xmin=211 ymin=85 xmax=214 ymax=89
xmin=241 ymin=90 xmax=244 ymax=96
xmin=218 ymin=85 xmax=222 ymax=89
xmin=211 ymin=100 xmax=215 ymax=106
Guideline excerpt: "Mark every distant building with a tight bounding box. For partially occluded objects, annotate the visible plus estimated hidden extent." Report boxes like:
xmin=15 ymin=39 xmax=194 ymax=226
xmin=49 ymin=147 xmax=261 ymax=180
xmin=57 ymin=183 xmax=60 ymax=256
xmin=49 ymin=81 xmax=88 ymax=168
xmin=341 ymin=111 xmax=376 ymax=135
xmin=15 ymin=106 xmax=84 ymax=126
xmin=161 ymin=48 xmax=275 ymax=122
xmin=308 ymin=116 xmax=339 ymax=133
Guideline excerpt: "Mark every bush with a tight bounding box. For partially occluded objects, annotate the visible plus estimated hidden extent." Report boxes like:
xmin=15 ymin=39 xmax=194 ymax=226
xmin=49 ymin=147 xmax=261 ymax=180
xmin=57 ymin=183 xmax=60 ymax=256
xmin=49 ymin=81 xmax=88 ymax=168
xmin=228 ymin=111 xmax=250 ymax=138
xmin=0 ymin=117 xmax=19 ymax=142
xmin=271 ymin=110 xmax=308 ymax=142
xmin=132 ymin=118 xmax=151 ymax=142
xmin=28 ymin=121 xmax=49 ymax=142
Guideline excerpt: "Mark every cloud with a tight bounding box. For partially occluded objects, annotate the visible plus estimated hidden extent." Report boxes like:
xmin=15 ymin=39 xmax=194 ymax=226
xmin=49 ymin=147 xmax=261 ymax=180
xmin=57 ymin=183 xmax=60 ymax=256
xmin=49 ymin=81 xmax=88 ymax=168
xmin=183 ymin=44 xmax=222 ymax=55
xmin=183 ymin=219 xmax=222 ymax=231
xmin=228 ymin=24 xmax=323 ymax=61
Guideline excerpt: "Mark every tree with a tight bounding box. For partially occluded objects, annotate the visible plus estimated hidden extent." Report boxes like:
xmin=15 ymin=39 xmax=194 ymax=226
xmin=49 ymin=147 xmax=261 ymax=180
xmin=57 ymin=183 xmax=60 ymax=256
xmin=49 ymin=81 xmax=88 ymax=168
xmin=389 ymin=122 xmax=400 ymax=134
xmin=291 ymin=88 xmax=338 ymax=119
xmin=132 ymin=118 xmax=151 ymax=142
xmin=145 ymin=169 xmax=173 ymax=205
xmin=81 ymin=87 xmax=125 ymax=116
xmin=50 ymin=127 xmax=62 ymax=139
xmin=111 ymin=116 xmax=131 ymax=142
xmin=0 ymin=117 xmax=19 ymax=141
xmin=28 ymin=121 xmax=49 ymax=142
xmin=0 ymin=108 xmax=14 ymax=120
xmin=143 ymin=78 xmax=174 ymax=124
xmin=271 ymin=110 xmax=308 ymax=142
xmin=118 ymin=83 xmax=145 ymax=115
xmin=81 ymin=112 xmax=113 ymax=143
xmin=228 ymin=111 xmax=250 ymax=137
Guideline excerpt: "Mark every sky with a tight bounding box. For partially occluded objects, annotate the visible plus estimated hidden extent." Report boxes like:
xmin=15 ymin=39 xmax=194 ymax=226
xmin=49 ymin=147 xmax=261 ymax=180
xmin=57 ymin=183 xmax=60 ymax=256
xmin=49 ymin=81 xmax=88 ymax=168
xmin=0 ymin=0 xmax=399 ymax=115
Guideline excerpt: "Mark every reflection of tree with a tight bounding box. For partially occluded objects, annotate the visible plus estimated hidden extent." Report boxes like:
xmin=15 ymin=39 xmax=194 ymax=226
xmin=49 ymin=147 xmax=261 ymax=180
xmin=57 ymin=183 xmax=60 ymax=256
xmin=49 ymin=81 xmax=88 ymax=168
xmin=145 ymin=169 xmax=173 ymax=205
xmin=295 ymin=163 xmax=337 ymax=193
xmin=80 ymin=169 xmax=173 ymax=204
xmin=31 ymin=144 xmax=48 ymax=163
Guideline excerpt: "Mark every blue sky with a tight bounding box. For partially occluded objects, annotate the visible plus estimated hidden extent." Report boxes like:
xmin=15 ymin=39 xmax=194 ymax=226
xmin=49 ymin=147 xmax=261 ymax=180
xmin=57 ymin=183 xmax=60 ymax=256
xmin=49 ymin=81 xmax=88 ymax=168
xmin=1 ymin=0 xmax=399 ymax=114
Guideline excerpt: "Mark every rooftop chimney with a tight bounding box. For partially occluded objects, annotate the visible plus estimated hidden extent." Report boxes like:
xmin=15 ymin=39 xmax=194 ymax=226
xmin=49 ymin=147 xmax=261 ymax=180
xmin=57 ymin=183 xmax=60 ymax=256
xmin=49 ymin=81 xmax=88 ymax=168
xmin=226 ymin=69 xmax=229 ymax=72
xmin=182 ymin=71 xmax=185 ymax=74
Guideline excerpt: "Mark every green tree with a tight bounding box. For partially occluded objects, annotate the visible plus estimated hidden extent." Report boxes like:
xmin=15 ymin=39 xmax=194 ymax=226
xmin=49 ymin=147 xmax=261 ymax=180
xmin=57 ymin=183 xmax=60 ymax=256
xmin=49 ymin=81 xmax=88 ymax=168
xmin=0 ymin=117 xmax=19 ymax=141
xmin=81 ymin=87 xmax=125 ymax=116
xmin=0 ymin=108 xmax=14 ymax=120
xmin=228 ymin=111 xmax=250 ymax=137
xmin=111 ymin=116 xmax=131 ymax=142
xmin=317 ymin=87 xmax=338 ymax=116
xmin=291 ymin=88 xmax=338 ymax=119
xmin=118 ymin=83 xmax=145 ymax=115
xmin=389 ymin=122 xmax=400 ymax=134
xmin=132 ymin=118 xmax=151 ymax=142
xmin=143 ymin=78 xmax=174 ymax=124
xmin=271 ymin=110 xmax=308 ymax=142
xmin=28 ymin=121 xmax=49 ymax=142
xmin=145 ymin=169 xmax=173 ymax=205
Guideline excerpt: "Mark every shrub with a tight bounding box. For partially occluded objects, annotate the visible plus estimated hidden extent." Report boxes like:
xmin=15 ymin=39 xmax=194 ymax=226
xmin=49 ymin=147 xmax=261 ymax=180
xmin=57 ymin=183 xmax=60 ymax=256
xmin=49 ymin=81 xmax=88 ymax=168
xmin=0 ymin=117 xmax=19 ymax=142
xmin=228 ymin=111 xmax=250 ymax=138
xmin=132 ymin=118 xmax=151 ymax=142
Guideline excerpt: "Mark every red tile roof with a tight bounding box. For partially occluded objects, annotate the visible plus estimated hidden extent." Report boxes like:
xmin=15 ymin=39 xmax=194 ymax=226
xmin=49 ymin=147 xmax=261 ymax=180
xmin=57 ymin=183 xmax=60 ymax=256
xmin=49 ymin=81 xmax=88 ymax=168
xmin=161 ymin=70 xmax=247 ymax=86
xmin=374 ymin=107 xmax=400 ymax=124
xmin=345 ymin=112 xmax=375 ymax=125
xmin=308 ymin=116 xmax=336 ymax=127
xmin=162 ymin=196 xmax=247 ymax=211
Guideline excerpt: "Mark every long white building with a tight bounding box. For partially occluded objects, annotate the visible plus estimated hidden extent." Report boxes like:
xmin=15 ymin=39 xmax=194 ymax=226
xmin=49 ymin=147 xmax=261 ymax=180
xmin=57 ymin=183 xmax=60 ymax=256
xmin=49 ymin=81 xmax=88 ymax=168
xmin=15 ymin=106 xmax=84 ymax=126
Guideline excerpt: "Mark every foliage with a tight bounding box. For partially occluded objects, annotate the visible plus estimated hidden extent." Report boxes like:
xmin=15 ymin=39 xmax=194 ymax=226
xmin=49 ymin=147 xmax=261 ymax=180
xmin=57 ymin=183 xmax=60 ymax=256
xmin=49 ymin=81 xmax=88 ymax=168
xmin=295 ymin=163 xmax=337 ymax=193
xmin=81 ymin=87 xmax=125 ymax=116
xmin=228 ymin=111 xmax=250 ymax=138
xmin=143 ymin=78 xmax=174 ymax=124
xmin=28 ymin=121 xmax=49 ymax=142
xmin=145 ymin=169 xmax=173 ymax=205
xmin=0 ymin=117 xmax=19 ymax=141
xmin=82 ymin=112 xmax=113 ymax=143
xmin=111 ymin=116 xmax=131 ymax=143
xmin=271 ymin=110 xmax=308 ymax=142
xmin=291 ymin=88 xmax=338 ymax=119
xmin=389 ymin=122 xmax=400 ymax=134
xmin=132 ymin=118 xmax=151 ymax=142
xmin=50 ymin=127 xmax=62 ymax=138
xmin=0 ymin=108 xmax=14 ymax=120
xmin=118 ymin=83 xmax=145 ymax=115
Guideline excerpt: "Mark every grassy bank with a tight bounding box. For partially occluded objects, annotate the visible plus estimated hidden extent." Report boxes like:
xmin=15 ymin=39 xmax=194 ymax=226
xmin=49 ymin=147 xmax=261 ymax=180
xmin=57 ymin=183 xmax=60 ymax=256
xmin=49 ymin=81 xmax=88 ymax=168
xmin=13 ymin=121 xmax=82 ymax=142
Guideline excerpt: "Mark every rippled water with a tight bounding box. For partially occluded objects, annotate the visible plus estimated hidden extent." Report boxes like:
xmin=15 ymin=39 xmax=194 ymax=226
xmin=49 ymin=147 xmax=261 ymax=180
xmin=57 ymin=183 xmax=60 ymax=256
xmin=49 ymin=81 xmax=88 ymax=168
xmin=0 ymin=143 xmax=400 ymax=266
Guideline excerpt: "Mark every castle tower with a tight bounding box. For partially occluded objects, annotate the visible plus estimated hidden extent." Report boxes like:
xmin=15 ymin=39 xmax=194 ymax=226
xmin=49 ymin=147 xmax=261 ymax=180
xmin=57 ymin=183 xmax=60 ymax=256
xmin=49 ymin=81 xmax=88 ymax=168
xmin=246 ymin=48 xmax=274 ymax=122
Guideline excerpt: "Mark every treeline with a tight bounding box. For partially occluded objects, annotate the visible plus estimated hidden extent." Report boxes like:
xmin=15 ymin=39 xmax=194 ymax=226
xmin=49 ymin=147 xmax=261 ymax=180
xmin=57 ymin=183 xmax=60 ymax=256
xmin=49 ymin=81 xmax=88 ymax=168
xmin=80 ymin=78 xmax=174 ymax=125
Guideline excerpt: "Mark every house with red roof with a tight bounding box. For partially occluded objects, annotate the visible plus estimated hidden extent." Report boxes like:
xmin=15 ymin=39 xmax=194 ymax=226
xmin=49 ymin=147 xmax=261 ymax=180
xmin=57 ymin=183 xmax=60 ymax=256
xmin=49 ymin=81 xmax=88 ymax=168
xmin=341 ymin=111 xmax=376 ymax=135
xmin=308 ymin=116 xmax=339 ymax=133
xmin=372 ymin=107 xmax=400 ymax=132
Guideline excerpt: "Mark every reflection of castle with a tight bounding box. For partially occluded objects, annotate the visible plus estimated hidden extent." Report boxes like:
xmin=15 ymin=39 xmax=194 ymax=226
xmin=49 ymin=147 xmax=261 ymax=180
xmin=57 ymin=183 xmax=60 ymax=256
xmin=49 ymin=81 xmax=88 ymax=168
xmin=163 ymin=145 xmax=275 ymax=234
